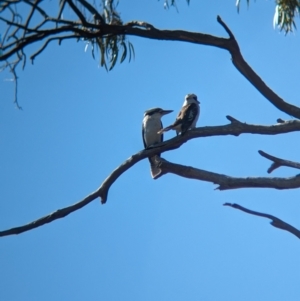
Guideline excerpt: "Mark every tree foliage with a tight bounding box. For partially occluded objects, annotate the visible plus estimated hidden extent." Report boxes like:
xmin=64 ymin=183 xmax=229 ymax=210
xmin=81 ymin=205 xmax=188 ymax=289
xmin=236 ymin=0 xmax=300 ymax=33
xmin=0 ymin=0 xmax=135 ymax=108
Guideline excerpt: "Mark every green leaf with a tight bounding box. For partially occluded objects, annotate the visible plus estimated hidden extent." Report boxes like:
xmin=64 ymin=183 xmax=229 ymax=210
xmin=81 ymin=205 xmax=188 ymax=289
xmin=91 ymin=42 xmax=95 ymax=60
xmin=128 ymin=42 xmax=135 ymax=62
xmin=120 ymin=41 xmax=127 ymax=64
xmin=97 ymin=37 xmax=107 ymax=71
xmin=109 ymin=48 xmax=118 ymax=71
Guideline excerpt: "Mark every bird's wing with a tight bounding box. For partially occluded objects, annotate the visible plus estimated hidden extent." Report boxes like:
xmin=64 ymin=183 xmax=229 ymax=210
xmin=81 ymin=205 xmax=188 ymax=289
xmin=180 ymin=103 xmax=199 ymax=133
xmin=179 ymin=103 xmax=199 ymax=134
xmin=171 ymin=103 xmax=197 ymax=127
xmin=183 ymin=103 xmax=198 ymax=124
xmin=142 ymin=122 xmax=147 ymax=148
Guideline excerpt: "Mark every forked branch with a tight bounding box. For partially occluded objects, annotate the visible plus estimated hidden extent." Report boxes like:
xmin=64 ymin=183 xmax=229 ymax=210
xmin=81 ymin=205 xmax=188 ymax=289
xmin=258 ymin=150 xmax=300 ymax=174
xmin=158 ymin=159 xmax=300 ymax=190
xmin=224 ymin=203 xmax=300 ymax=239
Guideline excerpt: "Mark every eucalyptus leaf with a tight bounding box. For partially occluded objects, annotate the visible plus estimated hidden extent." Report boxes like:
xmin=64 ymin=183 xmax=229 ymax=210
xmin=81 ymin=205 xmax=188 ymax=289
xmin=120 ymin=41 xmax=127 ymax=63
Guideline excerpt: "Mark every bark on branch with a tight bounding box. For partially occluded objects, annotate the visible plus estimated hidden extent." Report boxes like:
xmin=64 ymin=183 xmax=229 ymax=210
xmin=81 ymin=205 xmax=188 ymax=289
xmin=258 ymin=150 xmax=300 ymax=174
xmin=1 ymin=116 xmax=300 ymax=237
xmin=158 ymin=159 xmax=300 ymax=190
xmin=224 ymin=203 xmax=300 ymax=239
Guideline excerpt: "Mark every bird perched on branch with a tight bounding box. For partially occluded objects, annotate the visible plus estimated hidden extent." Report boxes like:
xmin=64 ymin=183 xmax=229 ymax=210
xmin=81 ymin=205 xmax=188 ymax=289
xmin=142 ymin=107 xmax=173 ymax=179
xmin=158 ymin=94 xmax=200 ymax=136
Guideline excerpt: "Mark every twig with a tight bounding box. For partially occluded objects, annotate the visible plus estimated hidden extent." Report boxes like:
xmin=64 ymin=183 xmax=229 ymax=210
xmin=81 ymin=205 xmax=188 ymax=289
xmin=217 ymin=15 xmax=235 ymax=39
xmin=1 ymin=25 xmax=85 ymax=60
xmin=76 ymin=0 xmax=105 ymax=24
xmin=57 ymin=0 xmax=67 ymax=22
xmin=65 ymin=0 xmax=87 ymax=25
xmin=30 ymin=35 xmax=77 ymax=64
xmin=224 ymin=203 xmax=300 ymax=239
xmin=6 ymin=58 xmax=22 ymax=109
xmin=23 ymin=0 xmax=48 ymax=18
xmin=22 ymin=0 xmax=42 ymax=39
xmin=0 ymin=16 xmax=40 ymax=34
xmin=258 ymin=150 xmax=300 ymax=173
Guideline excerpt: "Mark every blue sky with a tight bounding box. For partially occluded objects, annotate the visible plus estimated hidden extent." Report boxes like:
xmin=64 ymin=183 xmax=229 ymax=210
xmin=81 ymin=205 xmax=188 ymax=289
xmin=1 ymin=0 xmax=300 ymax=300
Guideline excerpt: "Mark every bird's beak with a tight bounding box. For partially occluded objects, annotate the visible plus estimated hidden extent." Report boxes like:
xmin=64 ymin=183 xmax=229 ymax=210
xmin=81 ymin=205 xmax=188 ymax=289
xmin=161 ymin=110 xmax=173 ymax=115
xmin=196 ymin=100 xmax=200 ymax=104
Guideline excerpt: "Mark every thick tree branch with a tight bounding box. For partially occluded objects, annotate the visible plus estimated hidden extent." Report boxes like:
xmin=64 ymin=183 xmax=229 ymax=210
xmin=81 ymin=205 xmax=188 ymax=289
xmin=258 ymin=150 xmax=300 ymax=174
xmin=1 ymin=117 xmax=300 ymax=237
xmin=1 ymin=4 xmax=300 ymax=117
xmin=217 ymin=17 xmax=300 ymax=119
xmin=224 ymin=203 xmax=300 ymax=239
xmin=123 ymin=16 xmax=300 ymax=118
xmin=158 ymin=159 xmax=300 ymax=190
xmin=190 ymin=116 xmax=300 ymax=138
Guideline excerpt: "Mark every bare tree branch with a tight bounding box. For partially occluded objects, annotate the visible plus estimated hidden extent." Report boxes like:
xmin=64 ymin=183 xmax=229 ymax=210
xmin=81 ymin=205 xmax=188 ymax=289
xmin=187 ymin=116 xmax=300 ymax=139
xmin=224 ymin=203 xmax=300 ymax=239
xmin=1 ymin=25 xmax=84 ymax=60
xmin=258 ymin=150 xmax=300 ymax=174
xmin=0 ymin=190 xmax=100 ymax=237
xmin=22 ymin=0 xmax=43 ymax=39
xmin=23 ymin=0 xmax=48 ymax=19
xmin=30 ymin=35 xmax=77 ymax=64
xmin=8 ymin=58 xmax=21 ymax=109
xmin=159 ymin=159 xmax=300 ymax=190
xmin=76 ymin=0 xmax=105 ymax=24
xmin=216 ymin=15 xmax=234 ymax=39
xmin=57 ymin=0 xmax=67 ymax=22
xmin=65 ymin=0 xmax=88 ymax=25
xmin=2 ymin=117 xmax=300 ymax=237
xmin=215 ymin=16 xmax=300 ymax=120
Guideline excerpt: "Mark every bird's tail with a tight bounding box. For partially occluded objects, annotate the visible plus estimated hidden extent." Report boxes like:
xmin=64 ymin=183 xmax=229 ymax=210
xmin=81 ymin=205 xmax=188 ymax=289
xmin=149 ymin=155 xmax=161 ymax=179
xmin=157 ymin=126 xmax=173 ymax=134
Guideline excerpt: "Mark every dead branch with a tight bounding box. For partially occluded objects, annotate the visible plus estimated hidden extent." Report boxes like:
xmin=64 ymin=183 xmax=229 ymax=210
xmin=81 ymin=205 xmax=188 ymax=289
xmin=258 ymin=150 xmax=300 ymax=174
xmin=224 ymin=203 xmax=300 ymax=239
xmin=65 ymin=0 xmax=87 ymax=25
xmin=30 ymin=35 xmax=77 ymax=64
xmin=0 ymin=190 xmax=100 ymax=237
xmin=75 ymin=0 xmax=105 ymax=24
xmin=158 ymin=159 xmax=300 ymax=190
xmin=1 ymin=117 xmax=300 ymax=237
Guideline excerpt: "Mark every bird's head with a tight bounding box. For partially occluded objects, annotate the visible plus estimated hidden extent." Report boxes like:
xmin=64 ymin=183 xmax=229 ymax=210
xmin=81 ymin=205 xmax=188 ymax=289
xmin=185 ymin=93 xmax=200 ymax=104
xmin=144 ymin=107 xmax=173 ymax=117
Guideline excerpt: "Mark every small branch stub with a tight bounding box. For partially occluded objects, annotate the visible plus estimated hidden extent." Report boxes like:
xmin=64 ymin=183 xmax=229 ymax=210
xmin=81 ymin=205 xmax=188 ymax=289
xmin=259 ymin=150 xmax=300 ymax=174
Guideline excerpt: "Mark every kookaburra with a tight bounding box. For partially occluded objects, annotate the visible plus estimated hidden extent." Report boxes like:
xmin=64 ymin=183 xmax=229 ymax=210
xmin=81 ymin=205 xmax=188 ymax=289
xmin=158 ymin=94 xmax=200 ymax=135
xmin=142 ymin=107 xmax=173 ymax=179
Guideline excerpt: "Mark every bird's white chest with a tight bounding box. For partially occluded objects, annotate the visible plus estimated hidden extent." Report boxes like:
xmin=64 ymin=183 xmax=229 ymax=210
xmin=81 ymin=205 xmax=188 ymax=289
xmin=190 ymin=105 xmax=200 ymax=129
xmin=143 ymin=116 xmax=162 ymax=146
